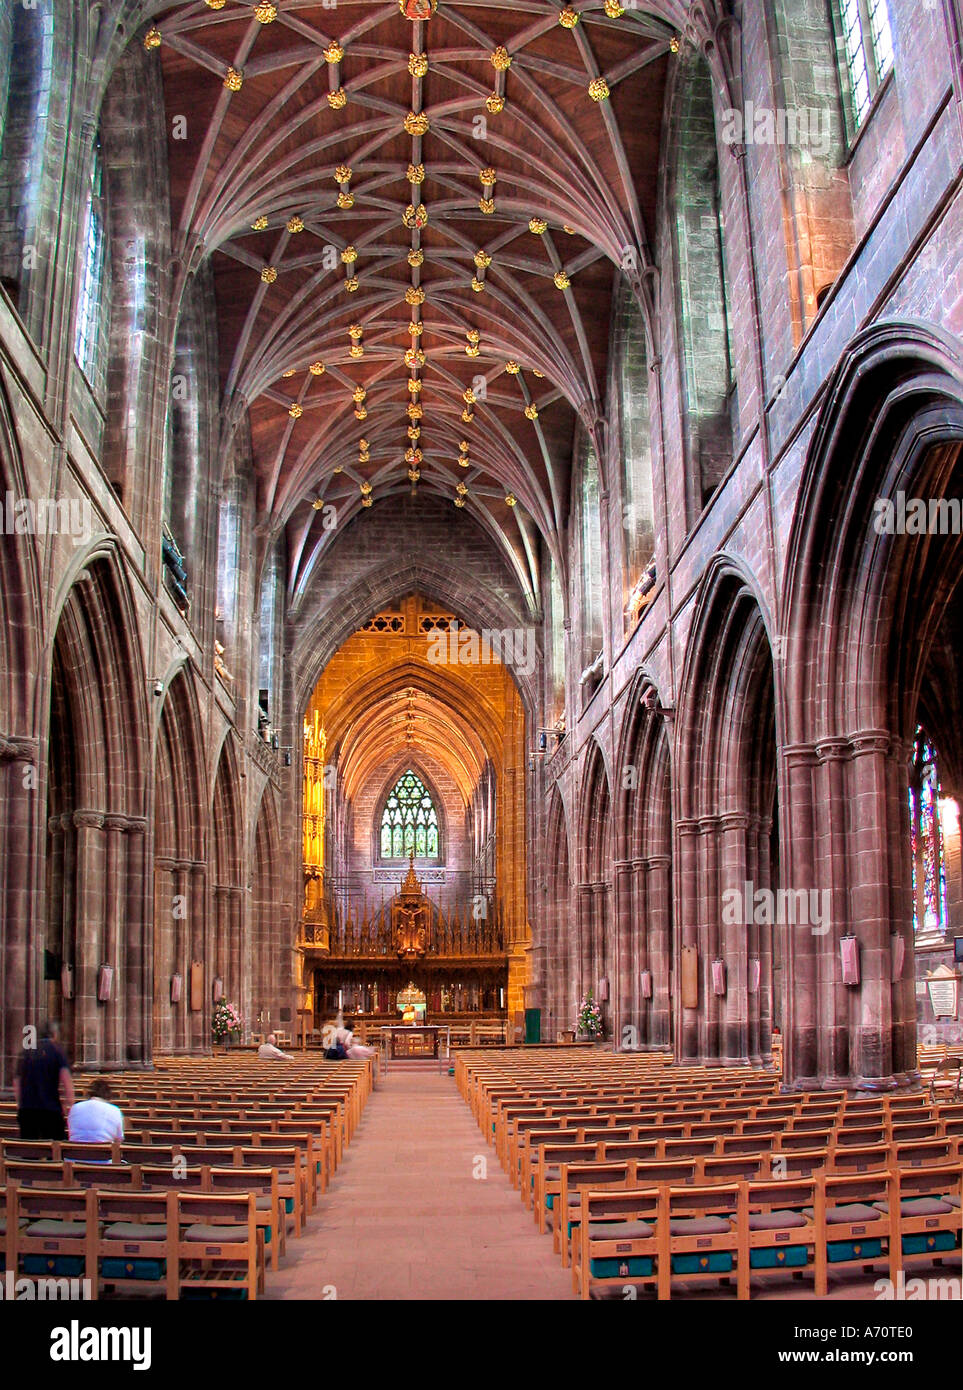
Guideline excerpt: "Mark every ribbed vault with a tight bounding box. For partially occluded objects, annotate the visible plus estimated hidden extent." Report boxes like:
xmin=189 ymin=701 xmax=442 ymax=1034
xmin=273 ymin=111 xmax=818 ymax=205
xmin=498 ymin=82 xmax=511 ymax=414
xmin=145 ymin=0 xmax=678 ymax=598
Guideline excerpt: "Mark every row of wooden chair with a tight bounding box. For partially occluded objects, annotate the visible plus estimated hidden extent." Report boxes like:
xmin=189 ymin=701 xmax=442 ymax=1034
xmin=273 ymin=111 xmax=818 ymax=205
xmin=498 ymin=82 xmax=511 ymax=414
xmin=1 ymin=1183 xmax=263 ymax=1300
xmin=572 ymin=1163 xmax=963 ymax=1300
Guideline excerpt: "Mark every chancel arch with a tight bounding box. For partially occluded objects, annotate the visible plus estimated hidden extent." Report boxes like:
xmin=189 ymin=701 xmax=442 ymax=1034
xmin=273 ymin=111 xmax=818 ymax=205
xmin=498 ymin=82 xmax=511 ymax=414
xmin=782 ymin=324 xmax=963 ymax=1088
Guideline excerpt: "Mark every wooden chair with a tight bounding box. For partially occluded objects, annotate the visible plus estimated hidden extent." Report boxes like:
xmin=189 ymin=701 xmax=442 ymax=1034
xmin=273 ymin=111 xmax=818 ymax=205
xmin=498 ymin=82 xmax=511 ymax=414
xmin=930 ymin=1056 xmax=962 ymax=1104
xmin=811 ymin=1169 xmax=898 ymax=1296
xmin=9 ymin=1184 xmax=98 ymax=1291
xmin=659 ymin=1181 xmax=741 ymax=1299
xmin=206 ymin=1166 xmax=285 ymax=1271
xmin=737 ymin=1176 xmax=817 ymax=1298
xmin=175 ymin=1192 xmax=261 ymax=1300
xmin=97 ymin=1189 xmax=178 ymax=1298
xmin=886 ymin=1162 xmax=963 ymax=1277
xmin=573 ymin=1187 xmax=662 ymax=1300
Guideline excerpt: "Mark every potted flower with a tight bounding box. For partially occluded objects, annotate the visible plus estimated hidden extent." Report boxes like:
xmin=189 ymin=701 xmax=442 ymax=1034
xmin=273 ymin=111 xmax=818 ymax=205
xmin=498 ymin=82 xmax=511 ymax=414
xmin=212 ymin=999 xmax=243 ymax=1048
xmin=576 ymin=992 xmax=603 ymax=1042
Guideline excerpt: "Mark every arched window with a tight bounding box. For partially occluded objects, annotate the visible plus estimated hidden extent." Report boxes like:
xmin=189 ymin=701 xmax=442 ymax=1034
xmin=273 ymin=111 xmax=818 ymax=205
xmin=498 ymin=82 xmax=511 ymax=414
xmin=75 ymin=140 xmax=110 ymax=390
xmin=909 ymin=727 xmax=948 ymax=938
xmin=380 ymin=770 xmax=440 ymax=859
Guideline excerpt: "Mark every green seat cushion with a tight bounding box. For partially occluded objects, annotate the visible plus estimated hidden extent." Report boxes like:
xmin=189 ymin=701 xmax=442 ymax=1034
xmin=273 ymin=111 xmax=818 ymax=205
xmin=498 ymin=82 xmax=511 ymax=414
xmin=671 ymin=1251 xmax=733 ymax=1274
xmin=669 ymin=1216 xmax=733 ymax=1236
xmin=100 ymin=1257 xmax=165 ymax=1281
xmin=826 ymin=1239 xmax=883 ymax=1262
xmin=747 ymin=1210 xmax=809 ymax=1231
xmin=590 ymin=1255 xmax=654 ymax=1278
xmin=184 ymin=1224 xmax=249 ymax=1243
xmin=804 ymin=1203 xmax=879 ymax=1224
xmin=873 ymin=1197 xmax=954 ymax=1215
xmin=750 ymin=1246 xmax=809 ymax=1269
xmin=284 ymin=1198 xmax=294 ymax=1214
xmin=25 ymin=1219 xmax=87 ymax=1238
xmin=587 ymin=1220 xmax=655 ymax=1239
xmin=104 ymin=1222 xmax=167 ymax=1240
xmin=901 ymin=1231 xmax=957 ymax=1255
xmin=23 ymin=1255 xmax=86 ymax=1276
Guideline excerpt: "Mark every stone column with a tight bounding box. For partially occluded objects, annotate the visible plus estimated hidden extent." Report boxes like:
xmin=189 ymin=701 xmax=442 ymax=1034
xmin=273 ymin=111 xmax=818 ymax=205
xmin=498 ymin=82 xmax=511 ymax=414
xmin=783 ymin=744 xmax=819 ymax=1087
xmin=72 ymin=810 xmax=106 ymax=1068
xmin=614 ymin=859 xmax=637 ymax=1050
xmin=719 ymin=812 xmax=750 ymax=1064
xmin=124 ymin=818 xmax=149 ymax=1066
xmin=647 ymin=854 xmax=672 ymax=1048
xmin=676 ymin=819 xmax=700 ymax=1060
xmin=850 ymin=733 xmax=898 ymax=1089
xmin=0 ymin=737 xmax=40 ymax=1090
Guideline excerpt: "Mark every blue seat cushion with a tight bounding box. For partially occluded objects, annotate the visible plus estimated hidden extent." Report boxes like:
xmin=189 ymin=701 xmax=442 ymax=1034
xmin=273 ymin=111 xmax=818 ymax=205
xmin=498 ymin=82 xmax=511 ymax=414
xmin=902 ymin=1231 xmax=957 ymax=1255
xmin=750 ymin=1246 xmax=809 ymax=1269
xmin=671 ymin=1251 xmax=733 ymax=1274
xmin=23 ymin=1255 xmax=85 ymax=1277
xmin=590 ymin=1256 xmax=654 ymax=1278
xmin=101 ymin=1257 xmax=165 ymax=1281
xmin=826 ymin=1239 xmax=883 ymax=1262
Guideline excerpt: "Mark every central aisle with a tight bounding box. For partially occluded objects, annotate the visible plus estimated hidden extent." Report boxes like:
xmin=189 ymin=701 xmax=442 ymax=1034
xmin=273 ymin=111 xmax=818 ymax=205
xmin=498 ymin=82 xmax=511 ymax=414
xmin=265 ymin=1068 xmax=574 ymax=1300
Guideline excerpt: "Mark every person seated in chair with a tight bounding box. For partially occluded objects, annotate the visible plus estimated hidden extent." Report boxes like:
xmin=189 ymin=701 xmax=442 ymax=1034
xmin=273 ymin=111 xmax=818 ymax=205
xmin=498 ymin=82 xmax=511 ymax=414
xmin=258 ymin=1032 xmax=292 ymax=1059
xmin=335 ymin=1021 xmax=375 ymax=1060
xmin=68 ymin=1078 xmax=124 ymax=1143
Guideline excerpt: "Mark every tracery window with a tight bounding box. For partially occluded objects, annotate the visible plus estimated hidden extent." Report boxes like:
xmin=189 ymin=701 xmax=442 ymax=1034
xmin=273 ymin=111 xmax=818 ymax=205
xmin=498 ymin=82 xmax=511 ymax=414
xmin=909 ymin=727 xmax=947 ymax=937
xmin=380 ymin=771 xmax=440 ymax=859
xmin=839 ymin=0 xmax=894 ymax=128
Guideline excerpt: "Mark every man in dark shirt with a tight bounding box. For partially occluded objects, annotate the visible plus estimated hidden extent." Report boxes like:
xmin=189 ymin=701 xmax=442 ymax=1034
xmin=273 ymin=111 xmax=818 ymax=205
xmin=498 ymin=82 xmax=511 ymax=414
xmin=14 ymin=1021 xmax=74 ymax=1139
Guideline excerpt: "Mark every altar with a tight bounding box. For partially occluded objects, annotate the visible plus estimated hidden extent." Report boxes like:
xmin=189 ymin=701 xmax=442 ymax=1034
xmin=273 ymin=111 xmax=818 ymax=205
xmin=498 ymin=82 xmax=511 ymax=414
xmin=386 ymin=1025 xmax=442 ymax=1059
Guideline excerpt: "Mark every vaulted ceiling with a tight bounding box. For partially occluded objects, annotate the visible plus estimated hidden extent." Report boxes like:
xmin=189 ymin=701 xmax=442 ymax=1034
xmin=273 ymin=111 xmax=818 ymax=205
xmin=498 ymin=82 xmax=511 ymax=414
xmin=147 ymin=1 xmax=677 ymax=605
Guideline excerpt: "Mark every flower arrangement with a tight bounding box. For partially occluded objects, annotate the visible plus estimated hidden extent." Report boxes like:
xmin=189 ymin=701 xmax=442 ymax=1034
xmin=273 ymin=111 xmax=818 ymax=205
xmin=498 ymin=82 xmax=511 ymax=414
xmin=212 ymin=999 xmax=242 ymax=1042
xmin=576 ymin=992 xmax=603 ymax=1038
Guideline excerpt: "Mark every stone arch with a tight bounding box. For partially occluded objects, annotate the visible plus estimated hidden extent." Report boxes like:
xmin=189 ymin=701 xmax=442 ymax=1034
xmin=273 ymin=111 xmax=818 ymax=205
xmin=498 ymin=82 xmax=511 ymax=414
xmin=780 ymin=322 xmax=963 ymax=1087
xmin=614 ymin=671 xmax=673 ymax=1050
xmin=152 ymin=664 xmax=207 ymax=1055
xmin=675 ymin=560 xmax=778 ymax=1066
xmin=44 ymin=551 xmax=150 ymax=1068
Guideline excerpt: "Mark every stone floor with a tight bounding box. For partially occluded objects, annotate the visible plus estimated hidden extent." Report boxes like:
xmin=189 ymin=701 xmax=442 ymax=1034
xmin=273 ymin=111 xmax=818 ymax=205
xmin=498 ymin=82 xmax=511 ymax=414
xmin=263 ymin=1066 xmax=575 ymax=1300
xmin=265 ymin=1067 xmax=960 ymax=1302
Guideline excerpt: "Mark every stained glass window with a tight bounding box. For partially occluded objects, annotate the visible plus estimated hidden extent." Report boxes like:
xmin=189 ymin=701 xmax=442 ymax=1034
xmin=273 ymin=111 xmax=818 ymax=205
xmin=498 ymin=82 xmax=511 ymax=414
xmin=380 ymin=770 xmax=440 ymax=859
xmin=909 ymin=728 xmax=947 ymax=937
